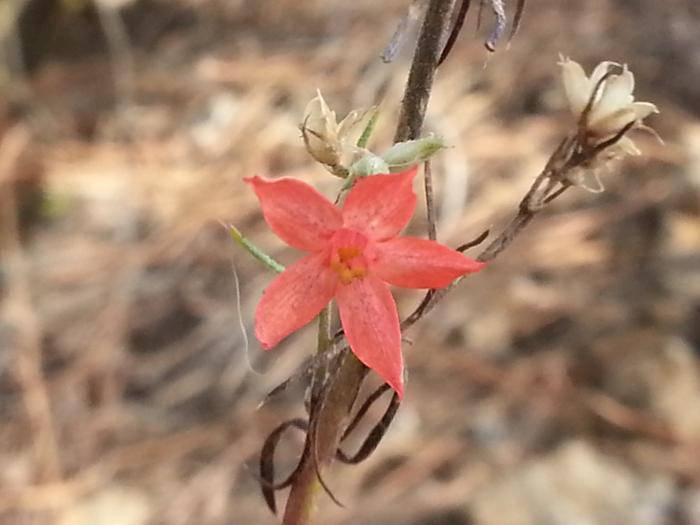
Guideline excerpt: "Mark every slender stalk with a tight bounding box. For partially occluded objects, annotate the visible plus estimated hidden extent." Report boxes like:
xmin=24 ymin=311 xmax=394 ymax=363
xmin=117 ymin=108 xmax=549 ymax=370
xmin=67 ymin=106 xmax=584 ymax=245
xmin=423 ymin=160 xmax=437 ymax=241
xmin=395 ymin=0 xmax=457 ymax=143
xmin=280 ymin=1 xmax=456 ymax=522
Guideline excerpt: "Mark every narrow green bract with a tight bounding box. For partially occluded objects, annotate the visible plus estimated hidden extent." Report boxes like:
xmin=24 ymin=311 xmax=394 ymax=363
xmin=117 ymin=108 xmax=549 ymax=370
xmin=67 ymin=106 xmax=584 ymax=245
xmin=229 ymin=225 xmax=285 ymax=273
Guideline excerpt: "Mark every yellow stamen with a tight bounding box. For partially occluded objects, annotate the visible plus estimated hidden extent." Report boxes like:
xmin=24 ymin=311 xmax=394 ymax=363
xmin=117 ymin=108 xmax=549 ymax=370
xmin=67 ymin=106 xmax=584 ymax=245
xmin=331 ymin=245 xmax=366 ymax=284
xmin=339 ymin=268 xmax=355 ymax=285
xmin=351 ymin=267 xmax=367 ymax=278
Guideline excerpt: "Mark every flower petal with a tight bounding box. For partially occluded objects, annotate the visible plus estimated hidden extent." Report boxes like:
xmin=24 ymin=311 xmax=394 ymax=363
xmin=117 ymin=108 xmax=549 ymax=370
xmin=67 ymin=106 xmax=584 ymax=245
xmin=255 ymin=252 xmax=337 ymax=349
xmin=631 ymin=101 xmax=659 ymax=120
xmin=342 ymin=167 xmax=418 ymax=241
xmin=614 ymin=136 xmax=642 ymax=156
xmin=590 ymin=101 xmax=658 ymax=137
xmin=590 ymin=67 xmax=635 ymax=127
xmin=591 ymin=107 xmax=637 ymax=137
xmin=372 ymin=237 xmax=486 ymax=289
xmin=589 ymin=61 xmax=621 ymax=92
xmin=246 ymin=176 xmax=342 ymax=251
xmin=336 ymin=275 xmax=404 ymax=397
xmin=566 ymin=167 xmax=605 ymax=193
xmin=559 ymin=57 xmax=591 ymax=116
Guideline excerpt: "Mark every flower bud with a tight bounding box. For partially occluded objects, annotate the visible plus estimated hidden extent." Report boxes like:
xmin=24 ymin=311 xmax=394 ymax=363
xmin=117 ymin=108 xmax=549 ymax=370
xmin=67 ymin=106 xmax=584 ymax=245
xmin=349 ymin=152 xmax=390 ymax=178
xmin=381 ymin=135 xmax=447 ymax=170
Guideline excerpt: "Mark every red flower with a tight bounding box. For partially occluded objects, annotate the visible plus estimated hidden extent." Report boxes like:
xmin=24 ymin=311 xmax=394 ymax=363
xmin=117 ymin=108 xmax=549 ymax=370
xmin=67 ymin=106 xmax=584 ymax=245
xmin=246 ymin=167 xmax=485 ymax=397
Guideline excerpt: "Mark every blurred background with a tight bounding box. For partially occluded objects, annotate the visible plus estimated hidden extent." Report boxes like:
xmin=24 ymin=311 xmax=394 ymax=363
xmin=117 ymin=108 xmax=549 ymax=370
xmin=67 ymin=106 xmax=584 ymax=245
xmin=0 ymin=0 xmax=698 ymax=524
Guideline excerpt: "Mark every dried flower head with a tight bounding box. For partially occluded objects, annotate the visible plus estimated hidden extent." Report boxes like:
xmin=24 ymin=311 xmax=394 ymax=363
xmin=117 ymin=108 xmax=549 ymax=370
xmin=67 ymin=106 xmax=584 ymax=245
xmin=301 ymin=90 xmax=371 ymax=176
xmin=557 ymin=56 xmax=659 ymax=192
xmin=559 ymin=56 xmax=658 ymax=156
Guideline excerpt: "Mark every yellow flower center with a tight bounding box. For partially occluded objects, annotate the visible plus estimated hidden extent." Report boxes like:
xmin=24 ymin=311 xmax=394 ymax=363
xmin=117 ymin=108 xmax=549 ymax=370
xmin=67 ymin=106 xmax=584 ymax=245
xmin=330 ymin=245 xmax=367 ymax=285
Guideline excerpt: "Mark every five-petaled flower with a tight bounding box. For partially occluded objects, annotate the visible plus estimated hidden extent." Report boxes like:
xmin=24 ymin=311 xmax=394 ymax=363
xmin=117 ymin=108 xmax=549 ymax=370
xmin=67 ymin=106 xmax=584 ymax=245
xmin=246 ymin=167 xmax=485 ymax=397
xmin=559 ymin=56 xmax=658 ymax=156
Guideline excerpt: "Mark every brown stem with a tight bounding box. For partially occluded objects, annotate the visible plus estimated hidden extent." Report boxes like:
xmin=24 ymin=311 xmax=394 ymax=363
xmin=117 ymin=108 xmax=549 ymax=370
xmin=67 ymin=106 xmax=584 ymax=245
xmin=281 ymin=354 xmax=367 ymax=525
xmin=401 ymin=136 xmax=577 ymax=330
xmin=281 ymin=1 xmax=457 ymax=522
xmin=395 ymin=0 xmax=458 ymax=143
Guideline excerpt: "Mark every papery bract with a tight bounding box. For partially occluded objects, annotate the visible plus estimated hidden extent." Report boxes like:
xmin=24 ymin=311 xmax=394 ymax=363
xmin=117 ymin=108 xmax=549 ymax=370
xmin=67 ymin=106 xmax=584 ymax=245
xmin=302 ymin=90 xmax=372 ymax=174
xmin=246 ymin=167 xmax=485 ymax=397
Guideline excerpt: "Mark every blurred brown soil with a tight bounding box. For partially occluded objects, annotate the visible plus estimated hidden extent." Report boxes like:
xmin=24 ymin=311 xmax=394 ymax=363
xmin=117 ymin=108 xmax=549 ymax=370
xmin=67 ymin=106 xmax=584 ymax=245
xmin=0 ymin=1 xmax=699 ymax=524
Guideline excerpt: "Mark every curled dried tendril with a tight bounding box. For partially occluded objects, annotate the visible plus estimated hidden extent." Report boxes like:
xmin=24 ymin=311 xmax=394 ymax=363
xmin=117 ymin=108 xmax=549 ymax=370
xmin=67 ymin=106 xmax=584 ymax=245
xmin=257 ymin=382 xmax=401 ymax=514
xmin=336 ymin=386 xmax=400 ymax=464
xmin=259 ymin=419 xmax=309 ymax=514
